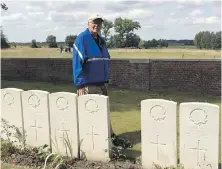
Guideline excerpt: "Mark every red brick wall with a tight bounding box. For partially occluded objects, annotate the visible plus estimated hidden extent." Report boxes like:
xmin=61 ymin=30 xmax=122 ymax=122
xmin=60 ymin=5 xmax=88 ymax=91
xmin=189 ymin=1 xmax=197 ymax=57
xmin=1 ymin=58 xmax=221 ymax=96
xmin=110 ymin=59 xmax=150 ymax=89
xmin=150 ymin=59 xmax=221 ymax=95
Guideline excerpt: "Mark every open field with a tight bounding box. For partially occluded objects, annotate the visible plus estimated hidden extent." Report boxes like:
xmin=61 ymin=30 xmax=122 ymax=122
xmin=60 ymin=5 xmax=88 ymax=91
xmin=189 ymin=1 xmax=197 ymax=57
xmin=1 ymin=80 xmax=221 ymax=165
xmin=1 ymin=46 xmax=221 ymax=59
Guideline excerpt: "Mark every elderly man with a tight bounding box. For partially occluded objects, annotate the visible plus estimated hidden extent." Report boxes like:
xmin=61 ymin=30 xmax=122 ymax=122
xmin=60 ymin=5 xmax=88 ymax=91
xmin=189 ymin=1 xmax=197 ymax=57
xmin=72 ymin=14 xmax=131 ymax=148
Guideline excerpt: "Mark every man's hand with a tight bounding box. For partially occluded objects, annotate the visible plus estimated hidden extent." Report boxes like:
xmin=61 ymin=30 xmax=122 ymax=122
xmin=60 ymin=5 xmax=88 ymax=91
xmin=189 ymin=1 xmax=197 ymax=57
xmin=77 ymin=87 xmax=87 ymax=96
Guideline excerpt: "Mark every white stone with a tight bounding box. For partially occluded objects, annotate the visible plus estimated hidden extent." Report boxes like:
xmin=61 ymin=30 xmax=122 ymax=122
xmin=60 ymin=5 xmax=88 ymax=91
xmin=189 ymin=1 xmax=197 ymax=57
xmin=1 ymin=88 xmax=25 ymax=145
xmin=22 ymin=90 xmax=50 ymax=147
xmin=141 ymin=99 xmax=177 ymax=169
xmin=78 ymin=94 xmax=111 ymax=162
xmin=180 ymin=102 xmax=219 ymax=169
xmin=49 ymin=92 xmax=79 ymax=158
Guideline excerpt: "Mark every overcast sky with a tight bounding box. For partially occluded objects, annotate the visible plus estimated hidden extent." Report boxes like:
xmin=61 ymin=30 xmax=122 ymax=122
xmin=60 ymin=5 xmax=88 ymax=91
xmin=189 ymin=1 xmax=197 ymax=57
xmin=1 ymin=0 xmax=221 ymax=42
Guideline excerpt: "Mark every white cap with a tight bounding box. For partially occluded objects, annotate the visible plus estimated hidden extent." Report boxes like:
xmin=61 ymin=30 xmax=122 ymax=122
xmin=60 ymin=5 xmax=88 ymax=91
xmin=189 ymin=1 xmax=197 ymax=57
xmin=88 ymin=14 xmax=104 ymax=22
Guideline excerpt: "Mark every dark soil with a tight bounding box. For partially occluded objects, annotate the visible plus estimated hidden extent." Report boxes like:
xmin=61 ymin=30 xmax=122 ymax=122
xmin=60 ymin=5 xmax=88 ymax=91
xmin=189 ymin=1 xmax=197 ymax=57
xmin=1 ymin=146 xmax=143 ymax=169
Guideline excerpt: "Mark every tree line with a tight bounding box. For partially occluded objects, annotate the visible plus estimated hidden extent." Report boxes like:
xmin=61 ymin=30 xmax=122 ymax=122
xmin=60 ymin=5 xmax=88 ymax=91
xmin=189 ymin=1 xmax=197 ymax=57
xmin=30 ymin=17 xmax=169 ymax=49
xmin=194 ymin=31 xmax=221 ymax=50
xmin=42 ymin=18 xmax=221 ymax=50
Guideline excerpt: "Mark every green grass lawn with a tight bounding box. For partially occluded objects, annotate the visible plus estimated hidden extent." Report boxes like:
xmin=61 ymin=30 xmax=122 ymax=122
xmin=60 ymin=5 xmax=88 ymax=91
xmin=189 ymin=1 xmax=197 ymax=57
xmin=1 ymin=80 xmax=221 ymax=164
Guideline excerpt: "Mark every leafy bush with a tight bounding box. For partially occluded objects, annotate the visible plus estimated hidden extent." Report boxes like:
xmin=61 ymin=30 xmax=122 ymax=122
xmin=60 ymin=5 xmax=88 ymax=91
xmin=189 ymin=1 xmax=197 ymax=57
xmin=1 ymin=140 xmax=17 ymax=158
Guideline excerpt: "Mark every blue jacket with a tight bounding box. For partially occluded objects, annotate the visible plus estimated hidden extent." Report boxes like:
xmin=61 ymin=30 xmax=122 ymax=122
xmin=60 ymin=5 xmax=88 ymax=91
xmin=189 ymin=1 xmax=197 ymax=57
xmin=72 ymin=28 xmax=110 ymax=88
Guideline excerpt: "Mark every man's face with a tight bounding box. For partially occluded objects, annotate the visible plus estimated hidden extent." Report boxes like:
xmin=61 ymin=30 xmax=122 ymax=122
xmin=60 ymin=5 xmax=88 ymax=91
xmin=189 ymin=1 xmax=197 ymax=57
xmin=88 ymin=19 xmax=103 ymax=34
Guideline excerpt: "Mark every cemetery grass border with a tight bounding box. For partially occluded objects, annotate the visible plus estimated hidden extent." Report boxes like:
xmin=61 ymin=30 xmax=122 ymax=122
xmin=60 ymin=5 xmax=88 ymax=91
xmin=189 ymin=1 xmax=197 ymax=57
xmin=1 ymin=80 xmax=221 ymax=169
xmin=1 ymin=163 xmax=36 ymax=169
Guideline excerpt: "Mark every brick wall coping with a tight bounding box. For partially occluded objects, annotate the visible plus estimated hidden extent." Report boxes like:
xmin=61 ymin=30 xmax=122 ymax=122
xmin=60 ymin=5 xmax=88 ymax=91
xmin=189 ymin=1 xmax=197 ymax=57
xmin=1 ymin=58 xmax=221 ymax=62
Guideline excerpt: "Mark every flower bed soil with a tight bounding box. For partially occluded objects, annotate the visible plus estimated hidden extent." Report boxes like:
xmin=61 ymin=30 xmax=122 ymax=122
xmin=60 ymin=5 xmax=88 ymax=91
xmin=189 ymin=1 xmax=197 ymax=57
xmin=1 ymin=147 xmax=143 ymax=169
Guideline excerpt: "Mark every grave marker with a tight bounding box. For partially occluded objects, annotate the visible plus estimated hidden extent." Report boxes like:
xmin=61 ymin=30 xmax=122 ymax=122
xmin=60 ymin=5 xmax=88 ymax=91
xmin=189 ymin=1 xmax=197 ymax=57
xmin=22 ymin=90 xmax=50 ymax=147
xmin=1 ymin=88 xmax=25 ymax=146
xmin=49 ymin=92 xmax=79 ymax=158
xmin=180 ymin=102 xmax=219 ymax=169
xmin=78 ymin=94 xmax=111 ymax=162
xmin=141 ymin=99 xmax=177 ymax=168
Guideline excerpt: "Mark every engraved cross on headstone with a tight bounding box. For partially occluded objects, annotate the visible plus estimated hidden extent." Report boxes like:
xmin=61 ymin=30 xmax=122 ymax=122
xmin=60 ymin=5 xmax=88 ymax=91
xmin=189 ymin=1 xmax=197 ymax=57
xmin=150 ymin=135 xmax=166 ymax=160
xmin=190 ymin=140 xmax=207 ymax=166
xmin=30 ymin=119 xmax=42 ymax=141
xmin=86 ymin=126 xmax=99 ymax=150
xmin=58 ymin=122 xmax=70 ymax=146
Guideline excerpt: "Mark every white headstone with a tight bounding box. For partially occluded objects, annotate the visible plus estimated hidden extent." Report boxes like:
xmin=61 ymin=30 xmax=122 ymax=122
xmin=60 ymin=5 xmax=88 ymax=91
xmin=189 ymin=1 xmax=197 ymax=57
xmin=180 ymin=102 xmax=219 ymax=169
xmin=22 ymin=90 xmax=50 ymax=147
xmin=1 ymin=88 xmax=25 ymax=146
xmin=141 ymin=99 xmax=177 ymax=169
xmin=49 ymin=92 xmax=79 ymax=158
xmin=78 ymin=94 xmax=111 ymax=162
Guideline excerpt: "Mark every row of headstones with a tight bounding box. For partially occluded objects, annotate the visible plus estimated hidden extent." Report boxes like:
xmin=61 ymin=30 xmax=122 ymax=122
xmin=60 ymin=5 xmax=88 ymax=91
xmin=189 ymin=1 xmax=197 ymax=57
xmin=1 ymin=88 xmax=111 ymax=162
xmin=1 ymin=88 xmax=220 ymax=169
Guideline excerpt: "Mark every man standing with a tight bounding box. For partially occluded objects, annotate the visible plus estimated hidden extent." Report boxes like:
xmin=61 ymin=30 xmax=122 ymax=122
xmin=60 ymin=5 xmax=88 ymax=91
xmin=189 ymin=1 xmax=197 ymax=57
xmin=72 ymin=14 xmax=131 ymax=148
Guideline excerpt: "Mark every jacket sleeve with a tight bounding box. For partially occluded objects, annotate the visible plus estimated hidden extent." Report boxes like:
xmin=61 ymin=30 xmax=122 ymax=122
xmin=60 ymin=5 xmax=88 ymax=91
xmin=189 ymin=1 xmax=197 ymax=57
xmin=72 ymin=35 xmax=87 ymax=87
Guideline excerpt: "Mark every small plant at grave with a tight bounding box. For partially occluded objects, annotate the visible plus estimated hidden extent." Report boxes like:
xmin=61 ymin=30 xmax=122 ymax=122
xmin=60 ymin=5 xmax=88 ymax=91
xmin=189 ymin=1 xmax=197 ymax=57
xmin=1 ymin=139 xmax=17 ymax=158
xmin=105 ymin=136 xmax=127 ymax=161
xmin=110 ymin=146 xmax=127 ymax=161
xmin=152 ymin=163 xmax=185 ymax=169
xmin=1 ymin=118 xmax=26 ymax=146
xmin=1 ymin=118 xmax=26 ymax=159
xmin=43 ymin=131 xmax=76 ymax=169
xmin=43 ymin=152 xmax=76 ymax=169
xmin=36 ymin=144 xmax=52 ymax=162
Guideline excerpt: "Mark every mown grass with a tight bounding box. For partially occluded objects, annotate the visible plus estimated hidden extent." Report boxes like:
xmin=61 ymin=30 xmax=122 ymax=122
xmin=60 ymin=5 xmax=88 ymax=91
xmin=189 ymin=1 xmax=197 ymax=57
xmin=1 ymin=46 xmax=221 ymax=59
xmin=1 ymin=80 xmax=221 ymax=164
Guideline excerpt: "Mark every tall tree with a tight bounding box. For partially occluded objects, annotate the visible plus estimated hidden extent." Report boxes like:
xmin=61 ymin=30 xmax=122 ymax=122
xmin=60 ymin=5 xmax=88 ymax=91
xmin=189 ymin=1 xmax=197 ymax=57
xmin=215 ymin=31 xmax=221 ymax=49
xmin=114 ymin=17 xmax=141 ymax=36
xmin=114 ymin=17 xmax=141 ymax=48
xmin=109 ymin=34 xmax=123 ymax=48
xmin=46 ymin=35 xmax=57 ymax=48
xmin=101 ymin=19 xmax=113 ymax=41
xmin=200 ymin=31 xmax=211 ymax=49
xmin=65 ymin=35 xmax=77 ymax=48
xmin=138 ymin=40 xmax=145 ymax=49
xmin=150 ymin=39 xmax=158 ymax=48
xmin=145 ymin=40 xmax=151 ymax=49
xmin=1 ymin=28 xmax=10 ymax=48
xmin=194 ymin=32 xmax=202 ymax=49
xmin=30 ymin=39 xmax=38 ymax=48
xmin=210 ymin=32 xmax=217 ymax=49
xmin=125 ymin=33 xmax=140 ymax=47
xmin=1 ymin=3 xmax=9 ymax=48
